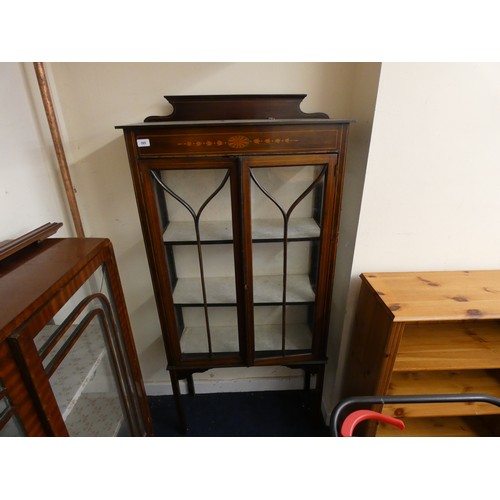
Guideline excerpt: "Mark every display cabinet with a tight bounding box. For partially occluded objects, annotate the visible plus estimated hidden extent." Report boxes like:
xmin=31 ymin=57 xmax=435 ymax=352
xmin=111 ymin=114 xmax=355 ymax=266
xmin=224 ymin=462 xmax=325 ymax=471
xmin=0 ymin=223 xmax=153 ymax=437
xmin=116 ymin=95 xmax=351 ymax=430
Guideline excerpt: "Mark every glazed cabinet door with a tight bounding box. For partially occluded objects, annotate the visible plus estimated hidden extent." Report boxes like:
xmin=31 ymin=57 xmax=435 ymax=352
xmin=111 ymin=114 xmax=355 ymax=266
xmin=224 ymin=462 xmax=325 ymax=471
xmin=139 ymin=157 xmax=246 ymax=366
xmin=137 ymin=153 xmax=338 ymax=368
xmin=0 ymin=386 xmax=26 ymax=436
xmin=241 ymin=154 xmax=338 ymax=363
xmin=0 ymin=343 xmax=32 ymax=436
xmin=7 ymin=261 xmax=149 ymax=437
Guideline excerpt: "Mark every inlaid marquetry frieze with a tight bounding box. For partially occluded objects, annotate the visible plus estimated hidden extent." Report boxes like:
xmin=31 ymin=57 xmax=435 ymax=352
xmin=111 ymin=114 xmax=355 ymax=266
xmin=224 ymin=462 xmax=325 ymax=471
xmin=176 ymin=134 xmax=300 ymax=149
xmin=135 ymin=126 xmax=340 ymax=157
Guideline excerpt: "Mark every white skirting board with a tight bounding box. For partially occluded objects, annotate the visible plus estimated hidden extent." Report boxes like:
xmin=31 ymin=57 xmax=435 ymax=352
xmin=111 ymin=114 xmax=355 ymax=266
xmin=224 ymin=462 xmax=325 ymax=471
xmin=145 ymin=374 xmax=310 ymax=395
xmin=144 ymin=368 xmax=329 ymax=425
xmin=144 ymin=364 xmax=315 ymax=395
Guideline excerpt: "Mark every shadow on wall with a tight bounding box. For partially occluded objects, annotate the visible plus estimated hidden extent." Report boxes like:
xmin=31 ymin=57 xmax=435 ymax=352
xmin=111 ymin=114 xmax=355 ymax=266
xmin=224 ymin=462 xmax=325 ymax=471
xmin=323 ymin=63 xmax=382 ymax=415
xmin=70 ymin=136 xmax=168 ymax=376
xmin=71 ymin=136 xmax=140 ymax=246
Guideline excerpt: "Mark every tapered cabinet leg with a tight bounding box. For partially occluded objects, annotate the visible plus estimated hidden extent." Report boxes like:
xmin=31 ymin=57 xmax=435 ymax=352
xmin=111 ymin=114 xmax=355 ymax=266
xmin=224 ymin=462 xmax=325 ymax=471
xmin=313 ymin=365 xmax=326 ymax=433
xmin=169 ymin=370 xmax=187 ymax=434
xmin=304 ymin=371 xmax=311 ymax=391
xmin=187 ymin=373 xmax=195 ymax=395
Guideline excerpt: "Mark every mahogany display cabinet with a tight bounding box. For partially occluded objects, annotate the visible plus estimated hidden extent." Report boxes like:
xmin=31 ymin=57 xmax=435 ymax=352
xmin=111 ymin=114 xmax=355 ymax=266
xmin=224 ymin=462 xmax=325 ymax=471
xmin=116 ymin=95 xmax=352 ymax=431
xmin=0 ymin=223 xmax=153 ymax=436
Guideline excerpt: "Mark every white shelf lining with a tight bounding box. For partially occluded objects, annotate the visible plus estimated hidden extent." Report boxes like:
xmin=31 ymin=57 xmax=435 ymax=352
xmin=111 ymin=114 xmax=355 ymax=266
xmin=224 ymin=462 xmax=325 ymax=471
xmin=35 ymin=324 xmax=124 ymax=434
xmin=173 ymin=274 xmax=315 ymax=304
xmin=180 ymin=323 xmax=312 ymax=353
xmin=64 ymin=393 xmax=124 ymax=437
xmin=164 ymin=217 xmax=320 ymax=242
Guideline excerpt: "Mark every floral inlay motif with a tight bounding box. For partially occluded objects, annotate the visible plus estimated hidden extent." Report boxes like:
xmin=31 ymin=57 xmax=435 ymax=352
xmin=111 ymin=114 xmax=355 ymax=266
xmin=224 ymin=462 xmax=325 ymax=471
xmin=227 ymin=135 xmax=251 ymax=149
xmin=177 ymin=135 xmax=299 ymax=149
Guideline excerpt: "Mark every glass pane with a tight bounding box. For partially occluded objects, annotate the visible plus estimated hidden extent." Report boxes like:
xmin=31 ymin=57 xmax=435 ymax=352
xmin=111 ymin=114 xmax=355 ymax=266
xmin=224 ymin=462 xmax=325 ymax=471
xmin=250 ymin=163 xmax=326 ymax=356
xmin=0 ymin=386 xmax=26 ymax=437
xmin=253 ymin=306 xmax=313 ymax=352
xmin=158 ymin=168 xmax=233 ymax=242
xmin=33 ymin=268 xmax=142 ymax=437
xmin=153 ymin=168 xmax=239 ymax=357
xmin=179 ymin=306 xmax=239 ymax=353
xmin=250 ymin=164 xmax=325 ymax=229
xmin=35 ymin=317 xmax=129 ymax=437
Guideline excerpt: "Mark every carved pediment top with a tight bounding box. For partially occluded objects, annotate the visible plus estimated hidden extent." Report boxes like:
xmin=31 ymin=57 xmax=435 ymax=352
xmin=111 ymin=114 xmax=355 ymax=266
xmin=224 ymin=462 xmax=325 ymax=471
xmin=144 ymin=94 xmax=329 ymax=122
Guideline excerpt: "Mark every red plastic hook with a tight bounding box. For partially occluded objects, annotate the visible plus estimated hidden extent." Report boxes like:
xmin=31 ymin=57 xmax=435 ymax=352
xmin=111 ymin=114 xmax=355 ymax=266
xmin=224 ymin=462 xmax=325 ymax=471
xmin=340 ymin=409 xmax=405 ymax=437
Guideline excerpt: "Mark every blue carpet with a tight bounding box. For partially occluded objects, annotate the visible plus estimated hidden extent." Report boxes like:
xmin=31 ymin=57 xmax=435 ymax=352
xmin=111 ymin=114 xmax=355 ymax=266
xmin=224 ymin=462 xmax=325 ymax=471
xmin=148 ymin=390 xmax=329 ymax=437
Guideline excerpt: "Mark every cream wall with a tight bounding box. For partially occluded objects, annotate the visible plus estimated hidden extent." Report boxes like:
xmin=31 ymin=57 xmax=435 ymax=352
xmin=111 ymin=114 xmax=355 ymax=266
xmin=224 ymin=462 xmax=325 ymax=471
xmin=0 ymin=63 xmax=72 ymax=240
xmin=331 ymin=62 xmax=500 ymax=415
xmin=325 ymin=62 xmax=381 ymax=407
xmin=35 ymin=62 xmax=378 ymax=397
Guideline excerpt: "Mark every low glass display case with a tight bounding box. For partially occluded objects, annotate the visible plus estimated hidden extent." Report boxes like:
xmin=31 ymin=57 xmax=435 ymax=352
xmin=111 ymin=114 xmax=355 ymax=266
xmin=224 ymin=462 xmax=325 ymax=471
xmin=0 ymin=223 xmax=153 ymax=437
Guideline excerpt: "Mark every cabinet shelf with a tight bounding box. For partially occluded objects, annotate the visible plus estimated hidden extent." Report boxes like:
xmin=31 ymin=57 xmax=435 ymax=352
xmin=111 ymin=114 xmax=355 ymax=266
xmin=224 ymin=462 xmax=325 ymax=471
xmin=384 ymin=370 xmax=500 ymax=418
xmin=163 ymin=217 xmax=321 ymax=244
xmin=172 ymin=274 xmax=315 ymax=305
xmin=253 ymin=275 xmax=316 ymax=304
xmin=394 ymin=321 xmax=500 ymax=372
xmin=376 ymin=415 xmax=497 ymax=437
xmin=164 ymin=220 xmax=233 ymax=243
xmin=180 ymin=323 xmax=312 ymax=353
xmin=252 ymin=218 xmax=321 ymax=242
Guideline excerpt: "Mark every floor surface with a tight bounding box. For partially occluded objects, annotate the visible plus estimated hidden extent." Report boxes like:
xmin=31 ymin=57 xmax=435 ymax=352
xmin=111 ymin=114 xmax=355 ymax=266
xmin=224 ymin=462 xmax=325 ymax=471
xmin=148 ymin=390 xmax=330 ymax=437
